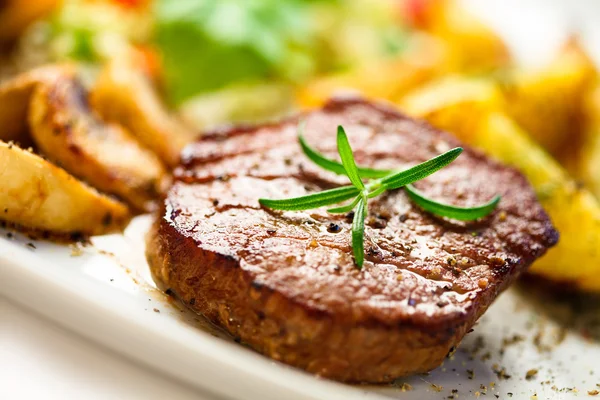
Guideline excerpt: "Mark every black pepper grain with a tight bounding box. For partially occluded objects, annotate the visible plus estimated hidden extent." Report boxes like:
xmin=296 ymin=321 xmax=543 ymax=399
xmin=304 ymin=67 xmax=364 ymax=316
xmin=345 ymin=211 xmax=355 ymax=223
xmin=327 ymin=223 xmax=341 ymax=233
xmin=370 ymin=217 xmax=387 ymax=229
xmin=367 ymin=247 xmax=380 ymax=257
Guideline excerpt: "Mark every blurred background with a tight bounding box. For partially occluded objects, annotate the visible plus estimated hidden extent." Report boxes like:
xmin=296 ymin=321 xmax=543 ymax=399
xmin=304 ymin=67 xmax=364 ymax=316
xmin=2 ymin=0 xmax=598 ymax=126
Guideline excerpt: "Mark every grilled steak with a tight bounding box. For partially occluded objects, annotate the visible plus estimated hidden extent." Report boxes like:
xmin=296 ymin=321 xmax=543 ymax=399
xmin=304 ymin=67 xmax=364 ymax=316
xmin=147 ymin=98 xmax=558 ymax=383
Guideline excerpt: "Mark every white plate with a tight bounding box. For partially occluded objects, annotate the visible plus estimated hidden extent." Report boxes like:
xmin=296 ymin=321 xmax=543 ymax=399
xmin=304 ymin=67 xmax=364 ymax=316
xmin=2 ymin=1 xmax=600 ymax=399
xmin=1 ymin=217 xmax=599 ymax=400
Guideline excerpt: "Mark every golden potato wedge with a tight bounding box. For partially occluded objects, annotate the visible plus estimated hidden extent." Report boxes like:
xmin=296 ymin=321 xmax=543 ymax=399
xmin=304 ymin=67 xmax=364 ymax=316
xmin=28 ymin=74 xmax=167 ymax=212
xmin=574 ymin=83 xmax=600 ymax=200
xmin=0 ymin=64 xmax=70 ymax=144
xmin=499 ymin=40 xmax=597 ymax=158
xmin=0 ymin=141 xmax=129 ymax=236
xmin=401 ymin=77 xmax=600 ymax=291
xmin=399 ymin=77 xmax=505 ymax=138
xmin=90 ymin=56 xmax=195 ymax=168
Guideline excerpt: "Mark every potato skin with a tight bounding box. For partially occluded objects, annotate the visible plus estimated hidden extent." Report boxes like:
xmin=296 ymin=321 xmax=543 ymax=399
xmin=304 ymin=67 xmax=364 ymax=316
xmin=28 ymin=74 xmax=167 ymax=212
xmin=0 ymin=65 xmax=68 ymax=144
xmin=0 ymin=141 xmax=129 ymax=235
xmin=90 ymin=56 xmax=195 ymax=168
xmin=401 ymin=78 xmax=600 ymax=291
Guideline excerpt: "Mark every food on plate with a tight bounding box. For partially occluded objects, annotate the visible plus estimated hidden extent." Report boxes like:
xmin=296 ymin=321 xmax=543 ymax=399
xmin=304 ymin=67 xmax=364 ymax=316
xmin=499 ymin=40 xmax=596 ymax=159
xmin=0 ymin=141 xmax=129 ymax=236
xmin=90 ymin=56 xmax=195 ymax=168
xmin=401 ymin=77 xmax=600 ymax=291
xmin=259 ymin=126 xmax=500 ymax=267
xmin=298 ymin=37 xmax=599 ymax=180
xmin=0 ymin=61 xmax=189 ymax=234
xmin=29 ymin=70 xmax=167 ymax=212
xmin=147 ymin=98 xmax=557 ymax=382
xmin=0 ymin=64 xmax=67 ymax=144
xmin=575 ymin=84 xmax=600 ymax=200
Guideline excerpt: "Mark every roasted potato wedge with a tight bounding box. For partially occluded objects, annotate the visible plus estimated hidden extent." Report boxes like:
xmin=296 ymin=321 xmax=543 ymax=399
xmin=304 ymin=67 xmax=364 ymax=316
xmin=401 ymin=77 xmax=600 ymax=291
xmin=0 ymin=65 xmax=69 ymax=144
xmin=0 ymin=141 xmax=129 ymax=235
xmin=574 ymin=83 xmax=600 ymax=200
xmin=28 ymin=74 xmax=167 ymax=212
xmin=91 ymin=56 xmax=195 ymax=168
xmin=499 ymin=40 xmax=597 ymax=158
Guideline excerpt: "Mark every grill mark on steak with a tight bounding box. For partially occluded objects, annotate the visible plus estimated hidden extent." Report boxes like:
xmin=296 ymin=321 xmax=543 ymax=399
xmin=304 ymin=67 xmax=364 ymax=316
xmin=147 ymin=98 xmax=558 ymax=382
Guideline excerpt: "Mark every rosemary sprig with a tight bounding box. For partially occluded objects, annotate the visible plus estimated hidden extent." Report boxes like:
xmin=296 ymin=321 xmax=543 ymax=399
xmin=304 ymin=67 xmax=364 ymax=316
xmin=259 ymin=124 xmax=501 ymax=268
xmin=404 ymin=184 xmax=501 ymax=221
xmin=258 ymin=185 xmax=359 ymax=211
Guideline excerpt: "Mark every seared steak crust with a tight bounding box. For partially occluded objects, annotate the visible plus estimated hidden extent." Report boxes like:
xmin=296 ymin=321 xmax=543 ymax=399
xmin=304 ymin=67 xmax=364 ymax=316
xmin=147 ymin=98 xmax=558 ymax=382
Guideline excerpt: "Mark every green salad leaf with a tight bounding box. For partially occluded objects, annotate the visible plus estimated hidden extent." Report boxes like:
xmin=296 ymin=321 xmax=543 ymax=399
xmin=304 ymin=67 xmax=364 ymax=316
xmin=154 ymin=0 xmax=326 ymax=105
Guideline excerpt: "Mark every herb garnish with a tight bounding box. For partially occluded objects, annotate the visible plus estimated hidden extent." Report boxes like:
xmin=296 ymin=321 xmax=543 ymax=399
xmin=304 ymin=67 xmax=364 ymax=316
xmin=259 ymin=124 xmax=501 ymax=268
